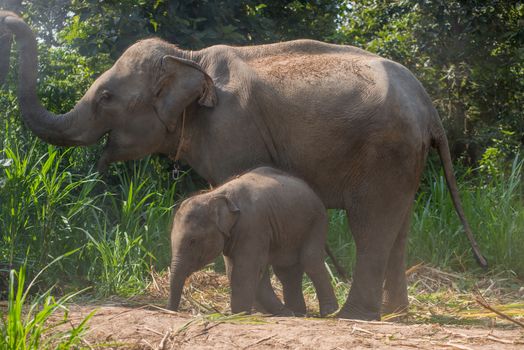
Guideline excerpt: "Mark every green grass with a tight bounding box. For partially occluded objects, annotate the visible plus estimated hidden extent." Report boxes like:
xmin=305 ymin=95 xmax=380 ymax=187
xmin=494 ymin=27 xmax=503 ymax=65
xmin=85 ymin=228 xmax=152 ymax=296
xmin=0 ymin=253 xmax=94 ymax=349
xmin=1 ymin=119 xmax=184 ymax=297
xmin=410 ymin=156 xmax=524 ymax=274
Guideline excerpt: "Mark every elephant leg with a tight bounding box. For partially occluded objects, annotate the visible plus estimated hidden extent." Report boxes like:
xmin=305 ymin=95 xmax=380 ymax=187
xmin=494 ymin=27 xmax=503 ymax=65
xmin=382 ymin=208 xmax=412 ymax=316
xmin=229 ymin=263 xmax=260 ymax=314
xmin=273 ymin=264 xmax=307 ymax=316
xmin=228 ymin=239 xmax=272 ymax=314
xmin=337 ymin=166 xmax=416 ymax=320
xmin=303 ymin=261 xmax=338 ymax=317
xmin=254 ymin=267 xmax=293 ymax=316
xmin=301 ymin=220 xmax=338 ymax=317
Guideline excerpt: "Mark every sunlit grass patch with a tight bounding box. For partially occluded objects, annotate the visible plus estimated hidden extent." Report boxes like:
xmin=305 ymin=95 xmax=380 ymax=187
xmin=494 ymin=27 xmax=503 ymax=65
xmin=460 ymin=303 xmax=524 ymax=319
xmin=408 ymin=294 xmax=524 ymax=327
xmin=405 ymin=264 xmax=524 ymax=327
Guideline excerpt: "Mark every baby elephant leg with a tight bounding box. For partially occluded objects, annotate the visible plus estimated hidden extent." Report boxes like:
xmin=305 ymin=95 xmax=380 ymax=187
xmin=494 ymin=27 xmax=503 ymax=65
xmin=226 ymin=257 xmax=290 ymax=315
xmin=302 ymin=233 xmax=338 ymax=316
xmin=225 ymin=255 xmax=258 ymax=314
xmin=228 ymin=244 xmax=275 ymax=314
xmin=273 ymin=264 xmax=307 ymax=316
xmin=303 ymin=261 xmax=338 ymax=316
xmin=255 ymin=268 xmax=294 ymax=316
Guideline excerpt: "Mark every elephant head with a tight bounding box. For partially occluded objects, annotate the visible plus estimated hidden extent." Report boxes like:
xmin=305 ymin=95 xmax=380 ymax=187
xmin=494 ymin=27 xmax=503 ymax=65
xmin=0 ymin=11 xmax=217 ymax=171
xmin=168 ymin=195 xmax=239 ymax=311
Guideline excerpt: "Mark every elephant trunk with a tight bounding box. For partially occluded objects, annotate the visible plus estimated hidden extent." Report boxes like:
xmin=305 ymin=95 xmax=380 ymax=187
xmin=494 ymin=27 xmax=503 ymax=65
xmin=1 ymin=12 xmax=104 ymax=147
xmin=168 ymin=261 xmax=188 ymax=311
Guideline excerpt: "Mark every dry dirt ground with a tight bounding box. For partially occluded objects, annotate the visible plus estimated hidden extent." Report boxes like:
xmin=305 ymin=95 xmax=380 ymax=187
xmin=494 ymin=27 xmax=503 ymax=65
xmin=57 ymin=268 xmax=523 ymax=350
xmin=64 ymin=303 xmax=523 ymax=350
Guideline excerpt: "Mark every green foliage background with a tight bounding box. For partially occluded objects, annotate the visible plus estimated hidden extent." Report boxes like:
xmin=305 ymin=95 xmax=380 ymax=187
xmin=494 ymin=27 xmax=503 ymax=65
xmin=0 ymin=0 xmax=523 ymax=297
xmin=338 ymin=1 xmax=523 ymax=163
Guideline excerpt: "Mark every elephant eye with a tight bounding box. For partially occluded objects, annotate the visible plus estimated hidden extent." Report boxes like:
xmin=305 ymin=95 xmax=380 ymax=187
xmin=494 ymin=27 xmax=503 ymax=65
xmin=189 ymin=238 xmax=196 ymax=246
xmin=99 ymin=90 xmax=112 ymax=103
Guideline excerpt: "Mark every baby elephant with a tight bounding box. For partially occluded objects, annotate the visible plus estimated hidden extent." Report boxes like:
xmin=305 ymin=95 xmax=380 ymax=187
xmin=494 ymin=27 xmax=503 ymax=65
xmin=168 ymin=166 xmax=338 ymax=316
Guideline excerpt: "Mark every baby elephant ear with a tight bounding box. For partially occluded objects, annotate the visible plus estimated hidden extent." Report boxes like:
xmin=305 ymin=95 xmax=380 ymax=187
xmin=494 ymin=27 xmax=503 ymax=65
xmin=209 ymin=195 xmax=239 ymax=237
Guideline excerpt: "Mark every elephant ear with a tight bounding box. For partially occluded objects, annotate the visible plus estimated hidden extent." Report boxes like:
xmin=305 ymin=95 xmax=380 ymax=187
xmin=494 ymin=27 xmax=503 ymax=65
xmin=208 ymin=195 xmax=240 ymax=237
xmin=153 ymin=55 xmax=217 ymax=132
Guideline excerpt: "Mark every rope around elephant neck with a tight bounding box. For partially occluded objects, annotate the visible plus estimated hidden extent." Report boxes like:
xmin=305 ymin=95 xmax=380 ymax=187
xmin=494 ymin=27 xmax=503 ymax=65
xmin=172 ymin=51 xmax=192 ymax=161
xmin=173 ymin=108 xmax=186 ymax=162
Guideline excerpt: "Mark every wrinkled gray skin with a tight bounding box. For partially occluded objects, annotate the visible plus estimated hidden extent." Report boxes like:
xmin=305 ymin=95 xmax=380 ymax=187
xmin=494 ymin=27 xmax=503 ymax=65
xmin=0 ymin=12 xmax=14 ymax=86
xmin=0 ymin=12 xmax=487 ymax=320
xmin=168 ymin=167 xmax=338 ymax=316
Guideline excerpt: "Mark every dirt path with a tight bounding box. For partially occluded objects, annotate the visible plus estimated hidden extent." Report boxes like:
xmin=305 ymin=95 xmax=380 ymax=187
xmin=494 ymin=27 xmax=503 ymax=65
xmin=63 ymin=303 xmax=523 ymax=350
xmin=44 ymin=268 xmax=523 ymax=349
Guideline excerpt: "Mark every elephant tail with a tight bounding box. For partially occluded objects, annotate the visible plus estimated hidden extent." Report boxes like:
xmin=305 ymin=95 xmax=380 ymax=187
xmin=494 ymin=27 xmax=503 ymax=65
xmin=431 ymin=127 xmax=488 ymax=269
xmin=325 ymin=244 xmax=350 ymax=282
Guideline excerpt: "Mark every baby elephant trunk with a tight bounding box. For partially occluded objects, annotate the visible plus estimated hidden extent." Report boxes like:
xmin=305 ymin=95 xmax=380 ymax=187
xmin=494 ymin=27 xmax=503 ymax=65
xmin=168 ymin=262 xmax=188 ymax=311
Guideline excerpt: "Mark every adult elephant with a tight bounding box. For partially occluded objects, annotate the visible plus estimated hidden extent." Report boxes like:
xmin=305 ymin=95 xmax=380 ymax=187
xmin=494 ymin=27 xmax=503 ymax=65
xmin=0 ymin=11 xmax=486 ymax=320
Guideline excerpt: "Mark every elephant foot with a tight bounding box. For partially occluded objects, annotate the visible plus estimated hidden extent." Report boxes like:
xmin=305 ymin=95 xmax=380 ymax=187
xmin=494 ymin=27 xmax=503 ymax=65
xmin=273 ymin=307 xmax=295 ymax=317
xmin=319 ymin=302 xmax=339 ymax=317
xmin=381 ymin=302 xmax=409 ymax=314
xmin=382 ymin=292 xmax=409 ymax=320
xmin=381 ymin=302 xmax=409 ymax=321
xmin=285 ymin=306 xmax=306 ymax=317
xmin=253 ymin=301 xmax=268 ymax=314
xmin=291 ymin=310 xmax=306 ymax=317
xmin=336 ymin=303 xmax=380 ymax=321
xmin=254 ymin=301 xmax=295 ymax=317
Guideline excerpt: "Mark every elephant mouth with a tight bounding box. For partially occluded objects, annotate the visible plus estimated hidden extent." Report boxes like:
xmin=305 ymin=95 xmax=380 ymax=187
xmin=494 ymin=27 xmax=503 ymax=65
xmin=95 ymin=131 xmax=114 ymax=172
xmin=95 ymin=128 xmax=152 ymax=171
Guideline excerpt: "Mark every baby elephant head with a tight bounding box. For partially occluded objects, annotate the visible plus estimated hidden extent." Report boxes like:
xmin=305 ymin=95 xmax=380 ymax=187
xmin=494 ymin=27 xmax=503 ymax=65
xmin=168 ymin=194 xmax=239 ymax=310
